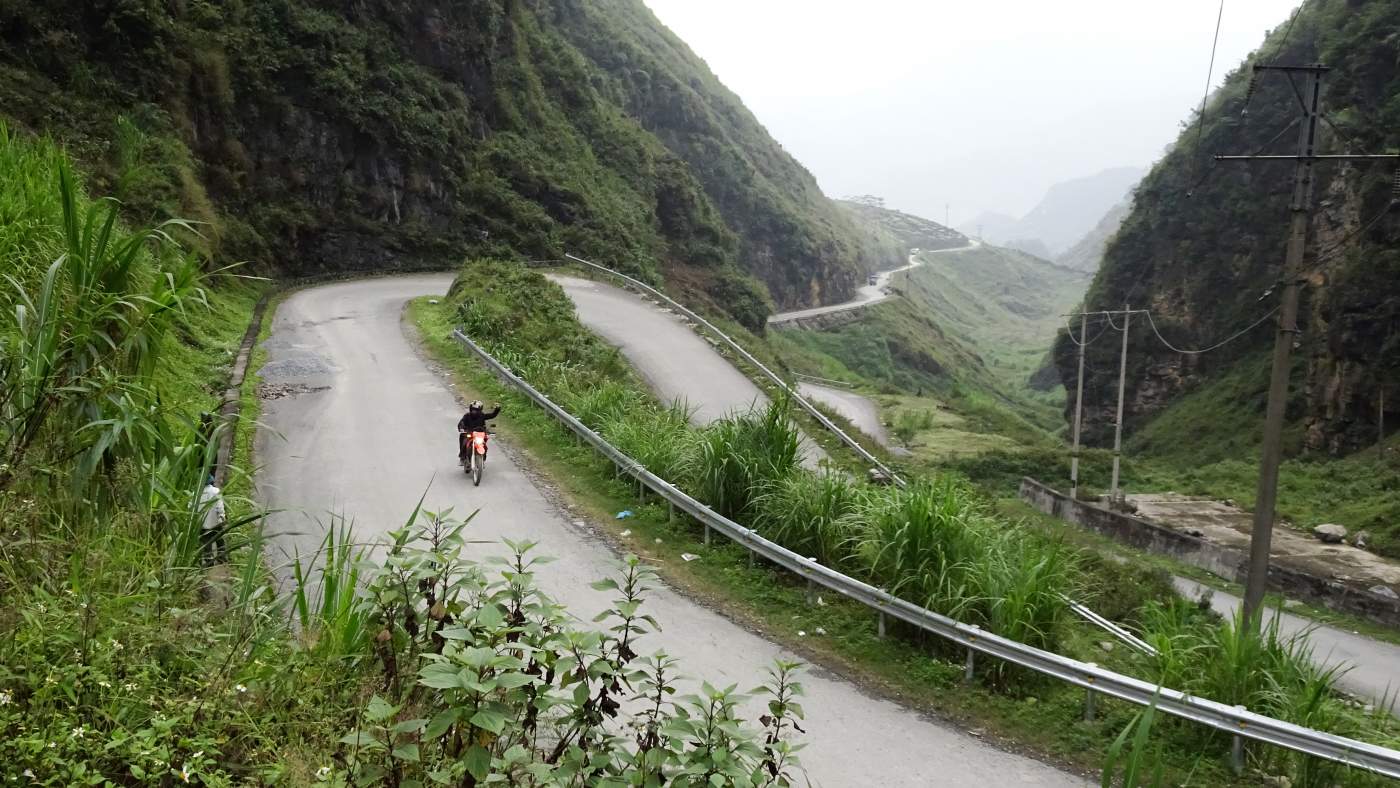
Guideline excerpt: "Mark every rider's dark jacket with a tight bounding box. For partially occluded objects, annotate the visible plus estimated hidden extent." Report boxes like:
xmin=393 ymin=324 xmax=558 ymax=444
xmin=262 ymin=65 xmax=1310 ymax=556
xmin=457 ymin=407 xmax=500 ymax=433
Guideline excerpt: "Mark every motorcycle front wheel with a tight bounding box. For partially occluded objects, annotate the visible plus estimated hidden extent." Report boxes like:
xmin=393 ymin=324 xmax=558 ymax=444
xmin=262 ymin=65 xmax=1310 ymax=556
xmin=471 ymin=451 xmax=484 ymax=486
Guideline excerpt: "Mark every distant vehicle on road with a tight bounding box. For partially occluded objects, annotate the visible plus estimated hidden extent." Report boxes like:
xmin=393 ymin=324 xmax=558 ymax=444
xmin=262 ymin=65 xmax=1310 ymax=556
xmin=867 ymin=273 xmax=879 ymax=286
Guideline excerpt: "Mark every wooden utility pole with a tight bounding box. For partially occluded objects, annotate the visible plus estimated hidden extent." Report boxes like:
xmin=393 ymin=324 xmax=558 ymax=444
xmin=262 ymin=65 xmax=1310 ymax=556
xmin=1215 ymin=63 xmax=1400 ymax=627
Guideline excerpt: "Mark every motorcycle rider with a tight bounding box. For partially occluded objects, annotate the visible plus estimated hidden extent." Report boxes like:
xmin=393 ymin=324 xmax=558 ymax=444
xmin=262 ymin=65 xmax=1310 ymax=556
xmin=457 ymin=401 xmax=501 ymax=461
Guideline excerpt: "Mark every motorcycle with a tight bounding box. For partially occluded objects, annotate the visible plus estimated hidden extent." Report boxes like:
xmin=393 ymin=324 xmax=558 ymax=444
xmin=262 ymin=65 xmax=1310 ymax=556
xmin=459 ymin=428 xmax=492 ymax=486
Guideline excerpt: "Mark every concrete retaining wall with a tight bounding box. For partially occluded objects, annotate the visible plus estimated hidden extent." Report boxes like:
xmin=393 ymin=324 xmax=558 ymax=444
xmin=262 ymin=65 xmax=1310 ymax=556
xmin=1019 ymin=477 xmax=1400 ymax=629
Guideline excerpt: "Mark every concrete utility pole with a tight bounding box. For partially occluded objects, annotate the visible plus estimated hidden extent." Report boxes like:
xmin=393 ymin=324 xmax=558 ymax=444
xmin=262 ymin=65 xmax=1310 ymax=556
xmin=1063 ymin=307 xmax=1145 ymax=501
xmin=1215 ymin=63 xmax=1400 ymax=627
xmin=1110 ymin=304 xmax=1131 ymax=504
xmin=1070 ymin=313 xmax=1088 ymax=500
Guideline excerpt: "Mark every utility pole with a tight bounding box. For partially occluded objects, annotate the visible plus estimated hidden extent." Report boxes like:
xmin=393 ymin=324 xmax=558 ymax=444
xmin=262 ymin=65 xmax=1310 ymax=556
xmin=1070 ymin=313 xmax=1088 ymax=500
xmin=946 ymin=203 xmax=951 ymax=227
xmin=1215 ymin=63 xmax=1400 ymax=627
xmin=1110 ymin=305 xmax=1131 ymax=504
xmin=1063 ymin=307 xmax=1144 ymax=501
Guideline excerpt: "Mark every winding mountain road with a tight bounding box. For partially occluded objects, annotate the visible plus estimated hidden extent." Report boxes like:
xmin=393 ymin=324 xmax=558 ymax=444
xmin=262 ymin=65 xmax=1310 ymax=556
xmin=255 ymin=275 xmax=1084 ymax=787
xmin=798 ymin=381 xmax=888 ymax=447
xmin=768 ymin=242 xmax=978 ymax=325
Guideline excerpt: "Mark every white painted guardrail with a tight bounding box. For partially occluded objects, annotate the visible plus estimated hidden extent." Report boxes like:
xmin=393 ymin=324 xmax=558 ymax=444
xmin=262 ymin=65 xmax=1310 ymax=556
xmin=452 ymin=326 xmax=1400 ymax=779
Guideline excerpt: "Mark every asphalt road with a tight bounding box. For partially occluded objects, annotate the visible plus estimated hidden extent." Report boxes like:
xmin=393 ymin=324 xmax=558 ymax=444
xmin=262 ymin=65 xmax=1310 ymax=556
xmin=255 ymin=275 xmax=1084 ymax=787
xmin=547 ymin=275 xmax=766 ymax=426
xmin=549 ymin=274 xmax=827 ymax=467
xmin=768 ymin=242 xmax=978 ymax=325
xmin=798 ymin=382 xmax=888 ymax=446
xmin=1173 ymin=578 xmax=1399 ymax=710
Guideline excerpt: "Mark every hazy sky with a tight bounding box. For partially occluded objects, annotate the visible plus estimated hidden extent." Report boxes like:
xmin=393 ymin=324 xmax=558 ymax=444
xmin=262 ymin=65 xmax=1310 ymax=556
xmin=642 ymin=0 xmax=1300 ymax=226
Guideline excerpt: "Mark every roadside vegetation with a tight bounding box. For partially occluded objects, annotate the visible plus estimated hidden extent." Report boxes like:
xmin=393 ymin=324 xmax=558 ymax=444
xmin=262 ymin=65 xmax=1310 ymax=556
xmin=436 ymin=259 xmax=1400 ymax=785
xmin=0 ymin=128 xmax=806 ymax=785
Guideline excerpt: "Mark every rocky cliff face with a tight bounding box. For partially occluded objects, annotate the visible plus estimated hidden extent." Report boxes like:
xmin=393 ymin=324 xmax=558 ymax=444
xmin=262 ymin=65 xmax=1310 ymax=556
xmin=1053 ymin=0 xmax=1400 ymax=456
xmin=0 ymin=0 xmax=890 ymax=329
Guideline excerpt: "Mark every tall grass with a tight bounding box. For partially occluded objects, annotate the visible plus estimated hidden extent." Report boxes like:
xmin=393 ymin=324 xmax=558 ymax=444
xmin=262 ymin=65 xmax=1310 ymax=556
xmin=601 ymin=402 xmax=694 ymax=482
xmin=0 ymin=123 xmax=212 ymax=502
xmin=684 ymin=398 xmax=801 ymax=520
xmin=752 ymin=471 xmax=864 ymax=567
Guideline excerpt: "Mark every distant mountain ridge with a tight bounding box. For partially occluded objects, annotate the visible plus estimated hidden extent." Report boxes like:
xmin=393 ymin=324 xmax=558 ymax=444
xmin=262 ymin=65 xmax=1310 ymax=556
xmin=962 ymin=166 xmax=1145 ymax=257
xmin=1056 ymin=200 xmax=1131 ymax=273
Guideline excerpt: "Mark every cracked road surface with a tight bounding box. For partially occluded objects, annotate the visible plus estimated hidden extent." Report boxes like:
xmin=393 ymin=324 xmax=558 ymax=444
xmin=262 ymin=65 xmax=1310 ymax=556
xmin=255 ymin=275 xmax=1084 ymax=787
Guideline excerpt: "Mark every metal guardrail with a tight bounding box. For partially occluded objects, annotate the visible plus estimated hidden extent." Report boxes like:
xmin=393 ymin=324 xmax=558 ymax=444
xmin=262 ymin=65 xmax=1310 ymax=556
xmin=562 ymin=254 xmax=904 ymax=486
xmin=792 ymin=373 xmax=858 ymax=390
xmin=452 ymin=326 xmax=1400 ymax=779
xmin=556 ymin=254 xmax=1240 ymax=657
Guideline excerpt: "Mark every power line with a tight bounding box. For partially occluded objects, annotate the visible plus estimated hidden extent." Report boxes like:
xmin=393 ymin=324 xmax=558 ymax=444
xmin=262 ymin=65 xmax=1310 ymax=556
xmin=1064 ymin=314 xmax=1111 ymax=347
xmin=1190 ymin=0 xmax=1229 ymax=189
xmin=1143 ymin=305 xmax=1281 ymax=355
xmin=1241 ymin=4 xmax=1302 ymax=116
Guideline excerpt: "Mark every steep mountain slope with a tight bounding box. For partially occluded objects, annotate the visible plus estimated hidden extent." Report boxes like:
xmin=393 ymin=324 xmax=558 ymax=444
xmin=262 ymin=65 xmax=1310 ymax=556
xmin=960 ymin=167 xmax=1144 ymax=255
xmin=1056 ymin=200 xmax=1131 ymax=273
xmin=0 ymin=0 xmax=893 ymax=329
xmin=1051 ymin=0 xmax=1400 ymax=455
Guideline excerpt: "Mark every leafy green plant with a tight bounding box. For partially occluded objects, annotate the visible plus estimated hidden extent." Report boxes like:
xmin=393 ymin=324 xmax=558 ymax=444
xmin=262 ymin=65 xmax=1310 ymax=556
xmin=330 ymin=515 xmax=807 ymax=786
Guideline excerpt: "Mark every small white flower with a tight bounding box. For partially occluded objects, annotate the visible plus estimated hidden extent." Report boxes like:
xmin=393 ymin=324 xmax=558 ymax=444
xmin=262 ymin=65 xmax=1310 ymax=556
xmin=71 ymin=725 xmax=85 ymax=739
xmin=47 ymin=741 xmax=56 ymax=749
xmin=316 ymin=765 xmax=333 ymax=780
xmin=123 ymin=683 xmax=137 ymax=691
xmin=234 ymin=684 xmax=248 ymax=694
xmin=0 ymin=690 xmax=11 ymax=706
xmin=109 ymin=639 xmax=123 ymax=651
xmin=22 ymin=770 xmax=34 ymax=778
xmin=98 ymin=681 xmax=112 ymax=689
xmin=192 ymin=751 xmax=204 ymax=760
xmin=179 ymin=765 xmax=192 ymax=783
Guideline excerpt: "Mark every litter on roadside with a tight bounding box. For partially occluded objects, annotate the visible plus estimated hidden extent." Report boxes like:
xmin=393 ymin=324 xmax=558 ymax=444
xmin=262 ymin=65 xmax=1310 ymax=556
xmin=681 ymin=553 xmax=699 ymax=562
xmin=615 ymin=510 xmax=634 ymax=520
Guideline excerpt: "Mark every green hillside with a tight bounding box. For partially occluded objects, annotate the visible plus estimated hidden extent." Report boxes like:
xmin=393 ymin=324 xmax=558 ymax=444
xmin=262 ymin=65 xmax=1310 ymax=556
xmin=1052 ymin=0 xmax=1400 ymax=454
xmin=0 ymin=0 xmax=895 ymax=330
xmin=897 ymin=244 xmax=1090 ymax=396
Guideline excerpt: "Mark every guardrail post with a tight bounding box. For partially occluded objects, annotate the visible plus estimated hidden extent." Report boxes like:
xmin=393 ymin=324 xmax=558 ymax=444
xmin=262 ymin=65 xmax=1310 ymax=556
xmin=877 ymin=611 xmax=886 ymax=639
xmin=963 ymin=625 xmax=980 ymax=683
xmin=1231 ymin=706 xmax=1247 ymax=774
xmin=667 ymin=501 xmax=675 ymax=523
xmin=805 ymin=558 xmax=818 ymax=605
xmin=703 ymin=523 xmax=712 ymax=546
xmin=1083 ymin=664 xmax=1097 ymax=722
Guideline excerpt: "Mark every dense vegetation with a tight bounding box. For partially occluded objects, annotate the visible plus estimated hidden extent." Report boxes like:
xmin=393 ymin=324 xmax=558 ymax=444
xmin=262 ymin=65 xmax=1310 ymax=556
xmin=0 ymin=0 xmax=897 ymax=332
xmin=1055 ymin=0 xmax=1400 ymax=456
xmin=1 ymin=127 xmax=812 ymax=785
xmin=442 ymin=259 xmax=1400 ymax=785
